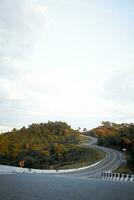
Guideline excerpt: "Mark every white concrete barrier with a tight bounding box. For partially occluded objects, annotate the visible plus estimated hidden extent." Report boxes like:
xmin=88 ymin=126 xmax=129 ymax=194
xmin=130 ymin=175 xmax=134 ymax=182
xmin=0 ymin=157 xmax=105 ymax=175
xmin=102 ymin=171 xmax=134 ymax=182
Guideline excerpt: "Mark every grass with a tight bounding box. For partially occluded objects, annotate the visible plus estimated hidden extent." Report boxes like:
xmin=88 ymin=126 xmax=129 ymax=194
xmin=79 ymin=135 xmax=91 ymax=144
xmin=114 ymin=164 xmax=134 ymax=175
xmin=59 ymin=147 xmax=105 ymax=169
xmin=59 ymin=135 xmax=105 ymax=170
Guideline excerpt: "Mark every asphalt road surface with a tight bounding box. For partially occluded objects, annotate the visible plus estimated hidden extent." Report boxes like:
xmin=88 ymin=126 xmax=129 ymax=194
xmin=0 ymin=136 xmax=133 ymax=200
xmin=0 ymin=174 xmax=134 ymax=200
xmin=62 ymin=135 xmax=124 ymax=178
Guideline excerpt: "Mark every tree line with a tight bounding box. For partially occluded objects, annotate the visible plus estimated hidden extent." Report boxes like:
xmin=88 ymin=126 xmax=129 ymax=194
xmin=86 ymin=121 xmax=134 ymax=171
xmin=0 ymin=121 xmax=84 ymax=169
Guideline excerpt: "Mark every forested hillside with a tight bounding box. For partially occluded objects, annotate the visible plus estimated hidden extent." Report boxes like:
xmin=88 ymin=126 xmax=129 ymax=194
xmin=0 ymin=121 xmax=83 ymax=169
xmin=86 ymin=121 xmax=134 ymax=171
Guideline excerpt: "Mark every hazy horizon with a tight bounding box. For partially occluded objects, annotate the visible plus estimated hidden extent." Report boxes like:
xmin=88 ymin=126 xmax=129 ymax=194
xmin=0 ymin=0 xmax=134 ymax=132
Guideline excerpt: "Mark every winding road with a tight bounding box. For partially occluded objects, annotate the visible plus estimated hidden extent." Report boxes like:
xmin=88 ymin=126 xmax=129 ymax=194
xmin=0 ymin=135 xmax=133 ymax=200
xmin=63 ymin=135 xmax=124 ymax=178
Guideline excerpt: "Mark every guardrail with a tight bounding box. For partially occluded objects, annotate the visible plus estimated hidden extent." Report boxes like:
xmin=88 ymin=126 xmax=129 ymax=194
xmin=101 ymin=171 xmax=134 ymax=182
xmin=0 ymin=158 xmax=105 ymax=174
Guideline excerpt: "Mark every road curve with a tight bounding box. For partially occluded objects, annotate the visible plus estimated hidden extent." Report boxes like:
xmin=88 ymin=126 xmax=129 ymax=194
xmin=63 ymin=135 xmax=124 ymax=178
xmin=0 ymin=136 xmax=132 ymax=200
xmin=0 ymin=135 xmax=123 ymax=177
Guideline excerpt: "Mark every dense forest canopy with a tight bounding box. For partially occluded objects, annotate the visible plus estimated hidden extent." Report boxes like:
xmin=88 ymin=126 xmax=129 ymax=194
xmin=0 ymin=121 xmax=83 ymax=169
xmin=86 ymin=121 xmax=134 ymax=171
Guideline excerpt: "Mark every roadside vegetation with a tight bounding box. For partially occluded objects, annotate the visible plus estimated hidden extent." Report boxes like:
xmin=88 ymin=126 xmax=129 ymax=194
xmin=59 ymin=146 xmax=105 ymax=169
xmin=114 ymin=165 xmax=134 ymax=175
xmin=85 ymin=121 xmax=134 ymax=173
xmin=0 ymin=121 xmax=104 ymax=169
xmin=79 ymin=135 xmax=91 ymax=144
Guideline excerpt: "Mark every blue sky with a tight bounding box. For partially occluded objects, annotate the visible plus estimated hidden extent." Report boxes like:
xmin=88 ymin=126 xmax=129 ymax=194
xmin=0 ymin=0 xmax=134 ymax=132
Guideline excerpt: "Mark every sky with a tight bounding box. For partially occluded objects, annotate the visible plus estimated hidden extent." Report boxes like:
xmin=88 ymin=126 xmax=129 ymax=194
xmin=0 ymin=0 xmax=134 ymax=132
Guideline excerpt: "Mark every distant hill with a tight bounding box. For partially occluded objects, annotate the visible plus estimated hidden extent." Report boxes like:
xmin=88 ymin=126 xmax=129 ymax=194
xmin=86 ymin=126 xmax=118 ymax=137
xmin=0 ymin=121 xmax=83 ymax=169
xmin=85 ymin=121 xmax=127 ymax=137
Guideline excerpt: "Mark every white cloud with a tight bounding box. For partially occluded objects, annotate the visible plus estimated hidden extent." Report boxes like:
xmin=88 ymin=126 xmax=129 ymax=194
xmin=0 ymin=125 xmax=13 ymax=133
xmin=0 ymin=0 xmax=134 ymax=130
xmin=0 ymin=78 xmax=23 ymax=101
xmin=31 ymin=3 xmax=48 ymax=14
